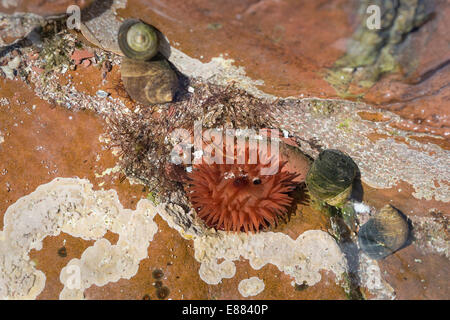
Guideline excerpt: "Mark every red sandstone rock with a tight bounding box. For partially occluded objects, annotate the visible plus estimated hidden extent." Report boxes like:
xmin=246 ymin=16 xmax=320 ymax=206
xmin=0 ymin=0 xmax=448 ymax=301
xmin=81 ymin=58 xmax=91 ymax=68
xmin=71 ymin=49 xmax=94 ymax=65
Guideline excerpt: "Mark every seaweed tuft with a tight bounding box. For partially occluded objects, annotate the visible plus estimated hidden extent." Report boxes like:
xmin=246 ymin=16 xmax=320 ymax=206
xmin=106 ymin=82 xmax=275 ymax=197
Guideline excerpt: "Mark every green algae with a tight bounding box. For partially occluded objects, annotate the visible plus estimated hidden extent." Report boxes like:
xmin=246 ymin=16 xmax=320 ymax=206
xmin=207 ymin=23 xmax=223 ymax=30
xmin=337 ymin=118 xmax=352 ymax=131
xmin=326 ymin=0 xmax=433 ymax=97
xmin=37 ymin=17 xmax=78 ymax=75
xmin=309 ymin=99 xmax=338 ymax=115
xmin=39 ymin=33 xmax=73 ymax=74
xmin=147 ymin=191 xmax=160 ymax=205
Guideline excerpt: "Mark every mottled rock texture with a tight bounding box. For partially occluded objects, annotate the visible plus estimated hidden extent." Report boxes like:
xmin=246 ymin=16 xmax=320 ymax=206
xmin=0 ymin=0 xmax=448 ymax=300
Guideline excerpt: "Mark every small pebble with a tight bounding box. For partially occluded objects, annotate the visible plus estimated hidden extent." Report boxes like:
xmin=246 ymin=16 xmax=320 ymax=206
xmin=156 ymin=286 xmax=170 ymax=299
xmin=81 ymin=59 xmax=91 ymax=68
xmin=57 ymin=247 xmax=67 ymax=258
xmin=96 ymin=90 xmax=109 ymax=98
xmin=152 ymin=269 xmax=164 ymax=280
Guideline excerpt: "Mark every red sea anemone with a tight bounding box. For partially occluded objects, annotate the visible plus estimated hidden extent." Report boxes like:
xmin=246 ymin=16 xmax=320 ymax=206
xmin=186 ymin=141 xmax=299 ymax=232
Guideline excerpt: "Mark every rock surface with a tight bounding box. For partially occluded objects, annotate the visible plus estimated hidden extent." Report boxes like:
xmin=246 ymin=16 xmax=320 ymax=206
xmin=0 ymin=0 xmax=448 ymax=300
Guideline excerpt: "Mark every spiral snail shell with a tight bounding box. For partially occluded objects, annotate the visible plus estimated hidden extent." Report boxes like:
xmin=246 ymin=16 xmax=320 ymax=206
xmin=305 ymin=149 xmax=357 ymax=206
xmin=121 ymin=57 xmax=178 ymax=105
xmin=118 ymin=19 xmax=159 ymax=61
xmin=358 ymin=205 xmax=410 ymax=260
xmin=118 ymin=19 xmax=179 ymax=105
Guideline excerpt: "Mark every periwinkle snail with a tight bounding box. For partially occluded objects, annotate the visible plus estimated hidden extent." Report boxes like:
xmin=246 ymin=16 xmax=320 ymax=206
xmin=118 ymin=19 xmax=159 ymax=61
xmin=121 ymin=58 xmax=178 ymax=105
xmin=305 ymin=149 xmax=357 ymax=206
xmin=118 ymin=19 xmax=179 ymax=105
xmin=358 ymin=204 xmax=410 ymax=260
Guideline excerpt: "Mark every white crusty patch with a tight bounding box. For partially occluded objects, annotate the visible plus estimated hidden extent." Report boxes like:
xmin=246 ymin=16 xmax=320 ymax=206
xmin=195 ymin=230 xmax=347 ymax=286
xmin=94 ymin=165 xmax=121 ymax=178
xmin=238 ymin=277 xmax=265 ymax=297
xmin=0 ymin=177 xmax=158 ymax=300
xmin=409 ymin=215 xmax=449 ymax=259
xmin=157 ymin=205 xmax=347 ymax=287
xmin=1 ymin=178 xmax=347 ymax=299
xmin=169 ymin=49 xmax=271 ymax=100
xmin=359 ymin=254 xmax=396 ymax=300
